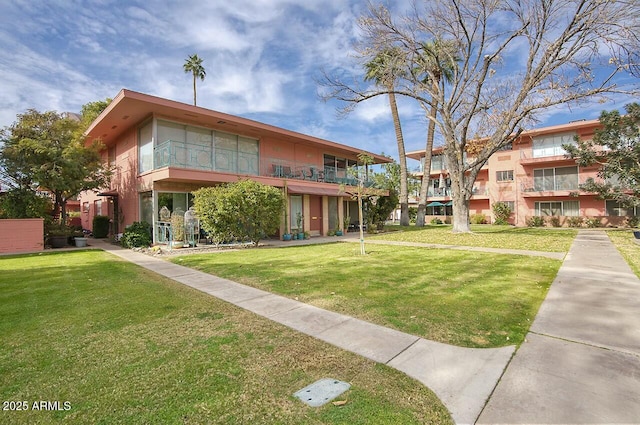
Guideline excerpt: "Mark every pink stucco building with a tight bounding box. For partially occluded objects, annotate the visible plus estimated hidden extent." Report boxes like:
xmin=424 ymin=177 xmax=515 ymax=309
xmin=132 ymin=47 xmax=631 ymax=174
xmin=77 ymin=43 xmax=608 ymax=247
xmin=407 ymin=119 xmax=630 ymax=227
xmin=80 ymin=89 xmax=390 ymax=241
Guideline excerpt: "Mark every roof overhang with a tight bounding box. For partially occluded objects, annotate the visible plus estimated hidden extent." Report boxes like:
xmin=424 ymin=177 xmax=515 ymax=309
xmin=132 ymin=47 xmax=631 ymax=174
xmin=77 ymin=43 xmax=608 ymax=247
xmin=85 ymin=89 xmax=393 ymax=165
xmin=97 ymin=190 xmax=119 ymax=197
xmin=287 ymin=184 xmax=347 ymax=197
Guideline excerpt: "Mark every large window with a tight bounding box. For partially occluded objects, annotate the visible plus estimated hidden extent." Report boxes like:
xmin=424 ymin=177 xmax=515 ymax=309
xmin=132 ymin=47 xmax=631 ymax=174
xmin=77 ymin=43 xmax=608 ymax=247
xmin=290 ymin=195 xmax=303 ymax=231
xmin=139 ymin=121 xmax=153 ymax=173
xmin=157 ymin=192 xmax=194 ymax=219
xmin=535 ymin=200 xmax=579 ymax=216
xmin=429 ymin=154 xmax=447 ymax=172
xmin=532 ymin=133 xmax=576 ymax=158
xmin=155 ymin=120 xmax=258 ymax=174
xmin=533 ymin=166 xmax=578 ymax=191
xmin=496 ymin=170 xmax=514 ymax=182
xmin=606 ymin=200 xmax=638 ymax=216
xmin=323 ymin=155 xmax=357 ymax=182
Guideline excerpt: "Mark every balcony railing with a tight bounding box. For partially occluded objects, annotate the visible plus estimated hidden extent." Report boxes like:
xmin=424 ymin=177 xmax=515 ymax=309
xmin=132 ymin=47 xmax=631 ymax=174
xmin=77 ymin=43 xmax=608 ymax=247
xmin=519 ymin=175 xmax=591 ymax=193
xmin=153 ymin=140 xmax=375 ymax=187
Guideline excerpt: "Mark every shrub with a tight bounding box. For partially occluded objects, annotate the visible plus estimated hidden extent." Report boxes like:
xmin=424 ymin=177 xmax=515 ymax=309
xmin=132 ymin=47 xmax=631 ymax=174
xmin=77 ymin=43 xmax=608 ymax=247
xmin=430 ymin=218 xmax=443 ymax=225
xmin=92 ymin=215 xmax=110 ymax=238
xmin=549 ymin=216 xmax=563 ymax=227
xmin=471 ymin=213 xmax=487 ymax=224
xmin=585 ymin=217 xmax=602 ymax=228
xmin=121 ymin=221 xmax=152 ymax=248
xmin=626 ymin=216 xmax=640 ymax=228
xmin=193 ymin=180 xmax=284 ymax=246
xmin=492 ymin=202 xmax=512 ymax=225
xmin=527 ymin=216 xmax=545 ymax=227
xmin=567 ymin=216 xmax=583 ymax=228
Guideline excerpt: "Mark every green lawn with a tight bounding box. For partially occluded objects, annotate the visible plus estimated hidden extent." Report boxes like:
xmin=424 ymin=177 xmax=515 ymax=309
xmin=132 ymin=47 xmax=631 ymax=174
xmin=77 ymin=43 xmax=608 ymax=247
xmin=371 ymin=224 xmax=577 ymax=252
xmin=0 ymin=250 xmax=451 ymax=425
xmin=173 ymin=243 xmax=561 ymax=348
xmin=607 ymin=230 xmax=640 ymax=277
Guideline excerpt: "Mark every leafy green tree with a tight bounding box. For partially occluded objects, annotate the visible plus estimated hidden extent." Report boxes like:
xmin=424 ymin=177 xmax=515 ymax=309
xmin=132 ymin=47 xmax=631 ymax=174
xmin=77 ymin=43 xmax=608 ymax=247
xmin=565 ymin=103 xmax=640 ymax=206
xmin=193 ymin=180 xmax=284 ymax=246
xmin=183 ymin=54 xmax=206 ymax=106
xmin=0 ymin=187 xmax=51 ymax=219
xmin=0 ymin=106 xmax=113 ymax=223
xmin=365 ymin=188 xmax=399 ymax=230
xmin=492 ymin=202 xmax=513 ymax=226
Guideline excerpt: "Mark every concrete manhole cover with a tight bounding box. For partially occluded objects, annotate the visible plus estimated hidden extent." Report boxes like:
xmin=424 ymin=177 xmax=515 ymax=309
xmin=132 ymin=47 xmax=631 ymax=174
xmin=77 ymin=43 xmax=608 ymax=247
xmin=294 ymin=378 xmax=350 ymax=407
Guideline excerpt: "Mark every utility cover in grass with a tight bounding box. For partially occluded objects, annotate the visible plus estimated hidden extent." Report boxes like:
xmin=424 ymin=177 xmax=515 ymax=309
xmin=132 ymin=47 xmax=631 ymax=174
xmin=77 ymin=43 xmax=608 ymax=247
xmin=294 ymin=378 xmax=350 ymax=407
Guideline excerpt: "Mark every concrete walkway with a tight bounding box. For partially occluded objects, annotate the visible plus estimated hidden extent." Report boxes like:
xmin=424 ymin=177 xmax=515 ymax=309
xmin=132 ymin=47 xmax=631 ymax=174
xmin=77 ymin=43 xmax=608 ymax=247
xmin=478 ymin=230 xmax=640 ymax=423
xmin=90 ymin=238 xmax=514 ymax=425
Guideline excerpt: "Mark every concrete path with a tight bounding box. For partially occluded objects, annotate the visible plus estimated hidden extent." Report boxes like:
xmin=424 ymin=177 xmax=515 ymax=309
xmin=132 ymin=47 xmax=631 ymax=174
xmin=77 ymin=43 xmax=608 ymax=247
xmin=478 ymin=230 xmax=640 ymax=424
xmin=90 ymin=239 xmax=514 ymax=425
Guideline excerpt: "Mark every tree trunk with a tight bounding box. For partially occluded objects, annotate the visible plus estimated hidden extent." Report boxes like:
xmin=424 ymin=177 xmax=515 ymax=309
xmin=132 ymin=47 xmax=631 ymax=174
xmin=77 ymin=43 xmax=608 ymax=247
xmin=451 ymin=196 xmax=470 ymax=233
xmin=447 ymin=146 xmax=473 ymax=233
xmin=193 ymin=75 xmax=197 ymax=106
xmin=416 ymin=96 xmax=438 ymax=227
xmin=388 ymin=90 xmax=410 ymax=226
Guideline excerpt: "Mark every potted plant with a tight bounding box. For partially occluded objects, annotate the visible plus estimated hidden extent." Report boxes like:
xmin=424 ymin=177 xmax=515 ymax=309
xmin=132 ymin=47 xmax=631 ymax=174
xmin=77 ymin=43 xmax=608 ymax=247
xmin=296 ymin=212 xmax=304 ymax=240
xmin=335 ymin=227 xmax=343 ymax=236
xmin=343 ymin=215 xmax=351 ymax=233
xmin=171 ymin=211 xmax=186 ymax=248
xmin=303 ymin=231 xmax=310 ymax=239
xmin=47 ymin=223 xmax=71 ymax=248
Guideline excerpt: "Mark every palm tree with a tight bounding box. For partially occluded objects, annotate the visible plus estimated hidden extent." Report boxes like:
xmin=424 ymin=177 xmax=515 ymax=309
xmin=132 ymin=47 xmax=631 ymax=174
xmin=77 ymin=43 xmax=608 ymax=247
xmin=414 ymin=40 xmax=459 ymax=227
xmin=364 ymin=47 xmax=410 ymax=226
xmin=183 ymin=54 xmax=206 ymax=106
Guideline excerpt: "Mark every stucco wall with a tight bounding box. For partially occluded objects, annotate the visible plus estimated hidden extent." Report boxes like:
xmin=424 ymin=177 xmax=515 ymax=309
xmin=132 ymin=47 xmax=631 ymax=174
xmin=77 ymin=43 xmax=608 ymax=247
xmin=0 ymin=218 xmax=44 ymax=254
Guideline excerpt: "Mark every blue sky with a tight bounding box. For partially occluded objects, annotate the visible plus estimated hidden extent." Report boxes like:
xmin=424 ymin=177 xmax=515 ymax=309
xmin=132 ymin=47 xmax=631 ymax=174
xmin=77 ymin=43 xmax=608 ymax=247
xmin=0 ymin=0 xmax=636 ymax=169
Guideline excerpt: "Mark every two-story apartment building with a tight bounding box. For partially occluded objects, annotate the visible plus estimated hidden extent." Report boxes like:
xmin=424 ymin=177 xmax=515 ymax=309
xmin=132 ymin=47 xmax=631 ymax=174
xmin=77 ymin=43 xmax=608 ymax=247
xmin=407 ymin=119 xmax=630 ymax=226
xmin=80 ymin=89 xmax=390 ymax=242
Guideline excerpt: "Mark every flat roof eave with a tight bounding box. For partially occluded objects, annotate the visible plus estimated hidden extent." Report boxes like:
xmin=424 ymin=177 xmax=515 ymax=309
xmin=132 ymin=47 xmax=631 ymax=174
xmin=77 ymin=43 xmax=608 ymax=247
xmin=85 ymin=89 xmax=392 ymax=165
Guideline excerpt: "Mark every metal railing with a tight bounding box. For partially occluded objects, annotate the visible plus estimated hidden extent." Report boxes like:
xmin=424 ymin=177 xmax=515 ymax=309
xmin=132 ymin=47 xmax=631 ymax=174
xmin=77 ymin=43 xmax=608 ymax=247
xmin=154 ymin=140 xmax=259 ymax=175
xmin=154 ymin=140 xmax=376 ymax=187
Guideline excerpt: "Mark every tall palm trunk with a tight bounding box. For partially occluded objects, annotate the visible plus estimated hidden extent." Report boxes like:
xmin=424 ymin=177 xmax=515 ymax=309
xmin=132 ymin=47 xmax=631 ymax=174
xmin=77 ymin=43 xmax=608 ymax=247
xmin=388 ymin=88 xmax=409 ymax=226
xmin=416 ymin=93 xmax=438 ymax=226
xmin=193 ymin=75 xmax=197 ymax=106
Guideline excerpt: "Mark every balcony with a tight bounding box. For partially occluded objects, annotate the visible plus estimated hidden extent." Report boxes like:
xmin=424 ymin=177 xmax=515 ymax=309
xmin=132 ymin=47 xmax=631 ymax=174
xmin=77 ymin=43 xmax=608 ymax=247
xmin=153 ymin=140 xmax=376 ymax=187
xmin=519 ymin=175 xmax=590 ymax=197
xmin=427 ymin=184 xmax=488 ymax=199
xmin=519 ymin=148 xmax=576 ymax=165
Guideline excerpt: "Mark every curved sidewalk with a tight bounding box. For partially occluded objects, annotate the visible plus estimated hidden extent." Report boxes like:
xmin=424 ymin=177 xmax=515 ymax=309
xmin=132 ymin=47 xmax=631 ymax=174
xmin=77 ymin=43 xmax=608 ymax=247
xmin=478 ymin=230 xmax=640 ymax=423
xmin=91 ymin=239 xmax=513 ymax=425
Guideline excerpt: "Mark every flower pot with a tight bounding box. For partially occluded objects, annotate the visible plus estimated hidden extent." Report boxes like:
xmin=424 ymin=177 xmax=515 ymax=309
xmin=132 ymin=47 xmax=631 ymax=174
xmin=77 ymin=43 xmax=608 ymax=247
xmin=335 ymin=230 xmax=343 ymax=236
xmin=283 ymin=233 xmax=292 ymax=241
xmin=49 ymin=235 xmax=68 ymax=248
xmin=297 ymin=232 xmax=305 ymax=240
xmin=74 ymin=237 xmax=88 ymax=248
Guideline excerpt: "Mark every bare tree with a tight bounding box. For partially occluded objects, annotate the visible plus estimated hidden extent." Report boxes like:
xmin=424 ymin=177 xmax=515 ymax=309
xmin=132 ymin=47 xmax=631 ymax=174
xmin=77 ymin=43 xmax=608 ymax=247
xmin=352 ymin=0 xmax=639 ymax=232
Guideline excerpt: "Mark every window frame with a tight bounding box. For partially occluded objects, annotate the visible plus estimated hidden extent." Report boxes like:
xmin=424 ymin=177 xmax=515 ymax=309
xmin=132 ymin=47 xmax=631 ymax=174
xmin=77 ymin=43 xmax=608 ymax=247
xmin=496 ymin=170 xmax=514 ymax=182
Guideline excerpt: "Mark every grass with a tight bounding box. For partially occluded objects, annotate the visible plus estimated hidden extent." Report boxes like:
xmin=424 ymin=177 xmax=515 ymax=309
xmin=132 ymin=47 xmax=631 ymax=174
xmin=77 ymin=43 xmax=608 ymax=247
xmin=370 ymin=224 xmax=577 ymax=252
xmin=607 ymin=229 xmax=640 ymax=277
xmin=173 ymin=243 xmax=561 ymax=348
xmin=0 ymin=250 xmax=452 ymax=425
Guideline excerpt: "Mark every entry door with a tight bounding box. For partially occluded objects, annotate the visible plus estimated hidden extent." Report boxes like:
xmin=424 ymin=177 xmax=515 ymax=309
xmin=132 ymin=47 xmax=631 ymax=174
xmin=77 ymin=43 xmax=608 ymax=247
xmin=310 ymin=196 xmax=322 ymax=233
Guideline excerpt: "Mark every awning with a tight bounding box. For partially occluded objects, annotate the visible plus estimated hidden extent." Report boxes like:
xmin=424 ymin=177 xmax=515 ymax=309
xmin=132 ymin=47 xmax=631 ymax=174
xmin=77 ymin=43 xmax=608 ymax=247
xmin=444 ymin=201 xmax=453 ymax=206
xmin=426 ymin=201 xmax=445 ymax=207
xmin=286 ymin=184 xmax=345 ymax=197
xmin=97 ymin=190 xmax=119 ymax=197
